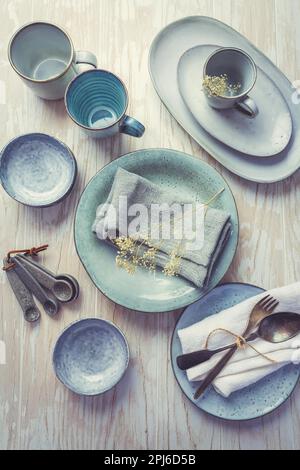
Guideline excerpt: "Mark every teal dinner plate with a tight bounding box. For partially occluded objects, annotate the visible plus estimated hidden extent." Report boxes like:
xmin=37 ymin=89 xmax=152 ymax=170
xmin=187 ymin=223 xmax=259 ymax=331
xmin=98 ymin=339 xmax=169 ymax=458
xmin=171 ymin=283 xmax=300 ymax=420
xmin=74 ymin=149 xmax=239 ymax=312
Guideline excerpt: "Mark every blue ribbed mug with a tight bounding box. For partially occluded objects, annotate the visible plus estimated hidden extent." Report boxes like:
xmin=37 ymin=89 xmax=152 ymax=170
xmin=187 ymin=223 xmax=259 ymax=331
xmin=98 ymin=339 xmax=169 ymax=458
xmin=65 ymin=69 xmax=145 ymax=138
xmin=8 ymin=22 xmax=97 ymax=100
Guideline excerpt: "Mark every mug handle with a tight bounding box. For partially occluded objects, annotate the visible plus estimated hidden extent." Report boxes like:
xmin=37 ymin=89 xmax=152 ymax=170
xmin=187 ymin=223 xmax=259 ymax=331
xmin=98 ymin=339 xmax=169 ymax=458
xmin=120 ymin=115 xmax=145 ymax=138
xmin=75 ymin=50 xmax=98 ymax=69
xmin=236 ymin=96 xmax=259 ymax=118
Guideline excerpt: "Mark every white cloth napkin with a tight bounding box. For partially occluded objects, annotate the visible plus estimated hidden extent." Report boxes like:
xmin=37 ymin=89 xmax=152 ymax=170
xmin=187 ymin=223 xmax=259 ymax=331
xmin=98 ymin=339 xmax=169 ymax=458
xmin=178 ymin=283 xmax=300 ymax=397
xmin=92 ymin=168 xmax=232 ymax=288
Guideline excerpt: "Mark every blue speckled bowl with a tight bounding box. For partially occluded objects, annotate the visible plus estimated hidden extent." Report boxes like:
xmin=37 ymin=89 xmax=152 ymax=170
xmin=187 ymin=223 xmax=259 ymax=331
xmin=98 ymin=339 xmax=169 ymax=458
xmin=171 ymin=283 xmax=300 ymax=421
xmin=0 ymin=133 xmax=77 ymax=207
xmin=53 ymin=318 xmax=129 ymax=396
xmin=74 ymin=148 xmax=239 ymax=313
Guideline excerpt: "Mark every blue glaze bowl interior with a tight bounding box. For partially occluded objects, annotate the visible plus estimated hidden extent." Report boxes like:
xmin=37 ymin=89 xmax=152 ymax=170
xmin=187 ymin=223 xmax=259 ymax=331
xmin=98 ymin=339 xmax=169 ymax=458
xmin=171 ymin=283 xmax=300 ymax=421
xmin=53 ymin=318 xmax=129 ymax=395
xmin=0 ymin=133 xmax=77 ymax=207
xmin=66 ymin=70 xmax=128 ymax=129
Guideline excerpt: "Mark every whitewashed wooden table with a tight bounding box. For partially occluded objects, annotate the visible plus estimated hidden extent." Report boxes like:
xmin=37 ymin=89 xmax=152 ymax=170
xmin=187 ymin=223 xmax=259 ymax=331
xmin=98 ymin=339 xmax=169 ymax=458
xmin=0 ymin=0 xmax=299 ymax=450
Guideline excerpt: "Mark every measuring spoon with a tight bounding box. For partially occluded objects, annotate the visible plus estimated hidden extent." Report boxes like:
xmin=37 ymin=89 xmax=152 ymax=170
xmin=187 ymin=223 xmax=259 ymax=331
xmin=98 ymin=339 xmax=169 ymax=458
xmin=4 ymin=258 xmax=40 ymax=322
xmin=16 ymin=255 xmax=75 ymax=303
xmin=38 ymin=269 xmax=79 ymax=301
xmin=13 ymin=257 xmax=59 ymax=317
xmin=58 ymin=274 xmax=80 ymax=300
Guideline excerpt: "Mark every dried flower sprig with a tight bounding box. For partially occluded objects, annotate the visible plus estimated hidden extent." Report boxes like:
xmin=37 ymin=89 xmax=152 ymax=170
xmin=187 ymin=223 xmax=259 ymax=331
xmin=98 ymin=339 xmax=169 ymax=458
xmin=112 ymin=187 xmax=226 ymax=278
xmin=203 ymin=74 xmax=241 ymax=97
xmin=163 ymin=246 xmax=182 ymax=277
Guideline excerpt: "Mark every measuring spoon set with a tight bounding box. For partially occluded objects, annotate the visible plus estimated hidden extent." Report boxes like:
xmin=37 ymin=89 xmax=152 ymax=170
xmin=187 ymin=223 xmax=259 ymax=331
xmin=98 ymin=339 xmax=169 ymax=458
xmin=4 ymin=255 xmax=79 ymax=322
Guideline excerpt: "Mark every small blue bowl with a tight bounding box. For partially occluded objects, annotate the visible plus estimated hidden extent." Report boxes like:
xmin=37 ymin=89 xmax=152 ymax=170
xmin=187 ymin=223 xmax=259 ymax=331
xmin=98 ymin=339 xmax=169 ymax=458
xmin=53 ymin=318 xmax=130 ymax=396
xmin=0 ymin=133 xmax=77 ymax=207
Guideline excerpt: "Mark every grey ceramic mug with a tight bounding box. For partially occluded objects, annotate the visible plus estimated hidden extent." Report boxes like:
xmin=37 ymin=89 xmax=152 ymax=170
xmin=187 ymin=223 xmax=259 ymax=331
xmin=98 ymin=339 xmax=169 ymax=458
xmin=203 ymin=47 xmax=258 ymax=117
xmin=8 ymin=22 xmax=97 ymax=100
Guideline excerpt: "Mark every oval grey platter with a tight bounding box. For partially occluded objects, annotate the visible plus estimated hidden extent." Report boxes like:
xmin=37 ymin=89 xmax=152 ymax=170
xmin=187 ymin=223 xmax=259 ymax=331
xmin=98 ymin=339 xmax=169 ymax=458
xmin=171 ymin=282 xmax=300 ymax=421
xmin=149 ymin=16 xmax=300 ymax=183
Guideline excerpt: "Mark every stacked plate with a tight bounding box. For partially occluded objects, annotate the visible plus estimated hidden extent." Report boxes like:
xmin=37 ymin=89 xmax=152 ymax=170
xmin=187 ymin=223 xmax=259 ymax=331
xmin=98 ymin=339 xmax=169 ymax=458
xmin=171 ymin=282 xmax=300 ymax=420
xmin=74 ymin=148 xmax=239 ymax=313
xmin=149 ymin=16 xmax=300 ymax=183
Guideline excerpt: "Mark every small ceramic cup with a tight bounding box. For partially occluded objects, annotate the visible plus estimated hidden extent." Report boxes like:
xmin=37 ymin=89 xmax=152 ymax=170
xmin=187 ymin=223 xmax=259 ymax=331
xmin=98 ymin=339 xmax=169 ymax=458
xmin=203 ymin=47 xmax=258 ymax=117
xmin=8 ymin=22 xmax=97 ymax=100
xmin=65 ymin=69 xmax=145 ymax=138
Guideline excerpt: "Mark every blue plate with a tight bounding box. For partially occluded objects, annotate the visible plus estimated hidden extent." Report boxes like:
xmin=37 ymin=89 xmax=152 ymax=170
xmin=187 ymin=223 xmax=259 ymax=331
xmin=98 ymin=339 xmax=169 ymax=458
xmin=74 ymin=148 xmax=239 ymax=313
xmin=171 ymin=283 xmax=300 ymax=420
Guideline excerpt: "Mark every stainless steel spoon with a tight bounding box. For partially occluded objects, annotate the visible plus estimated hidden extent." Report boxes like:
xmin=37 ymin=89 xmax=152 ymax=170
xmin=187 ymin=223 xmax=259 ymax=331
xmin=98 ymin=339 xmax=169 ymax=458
xmin=177 ymin=312 xmax=300 ymax=371
xmin=16 ymin=255 xmax=75 ymax=303
xmin=4 ymin=258 xmax=41 ymax=322
xmin=13 ymin=257 xmax=59 ymax=317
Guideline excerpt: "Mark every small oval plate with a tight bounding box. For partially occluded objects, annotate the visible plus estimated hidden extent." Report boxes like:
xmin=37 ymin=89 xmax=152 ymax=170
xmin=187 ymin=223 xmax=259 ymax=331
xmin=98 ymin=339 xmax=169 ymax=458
xmin=178 ymin=45 xmax=292 ymax=158
xmin=171 ymin=283 xmax=300 ymax=421
xmin=0 ymin=133 xmax=77 ymax=207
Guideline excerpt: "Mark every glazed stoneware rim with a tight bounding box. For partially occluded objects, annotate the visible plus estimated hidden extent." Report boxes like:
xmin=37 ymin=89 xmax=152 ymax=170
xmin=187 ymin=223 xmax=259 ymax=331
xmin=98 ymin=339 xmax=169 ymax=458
xmin=148 ymin=15 xmax=300 ymax=183
xmin=203 ymin=46 xmax=258 ymax=100
xmin=73 ymin=147 xmax=239 ymax=313
xmin=52 ymin=317 xmax=130 ymax=396
xmin=8 ymin=21 xmax=75 ymax=84
xmin=170 ymin=281 xmax=300 ymax=422
xmin=65 ymin=68 xmax=129 ymax=131
xmin=0 ymin=132 xmax=77 ymax=207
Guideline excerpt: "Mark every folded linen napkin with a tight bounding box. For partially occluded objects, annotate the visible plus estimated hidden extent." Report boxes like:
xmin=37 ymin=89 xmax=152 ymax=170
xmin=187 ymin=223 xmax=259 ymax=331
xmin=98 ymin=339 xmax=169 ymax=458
xmin=178 ymin=283 xmax=300 ymax=397
xmin=92 ymin=168 xmax=232 ymax=287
